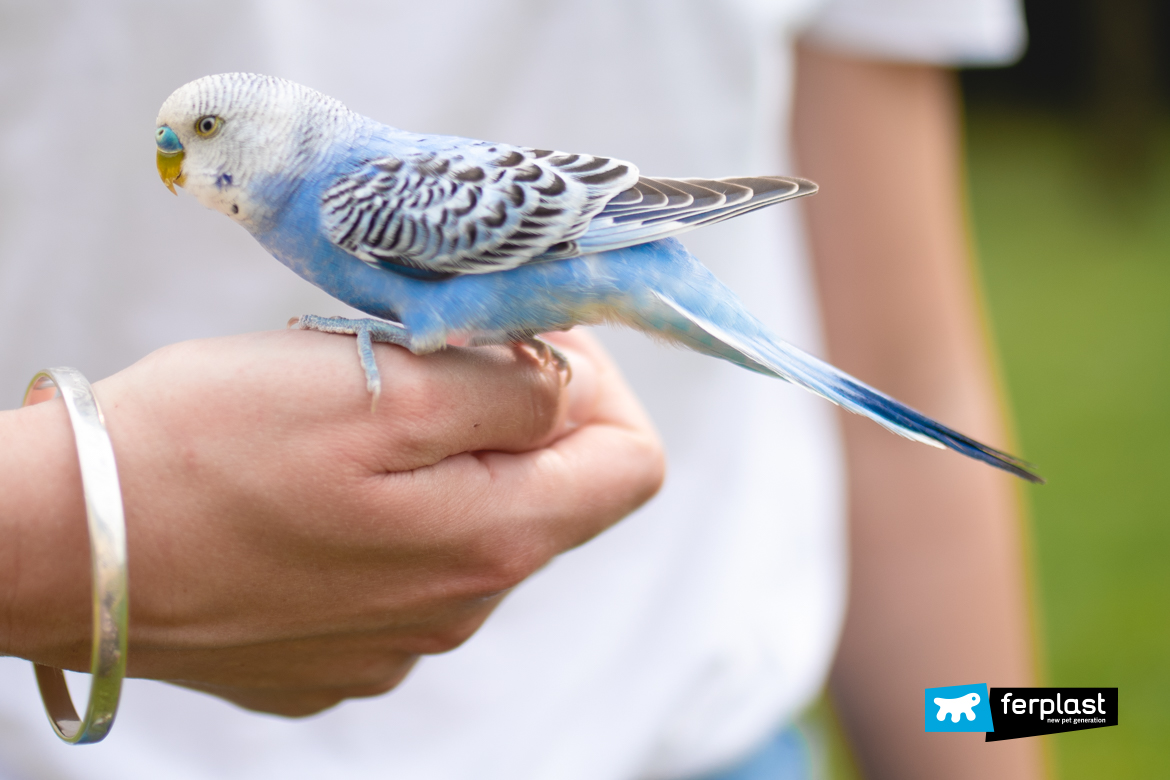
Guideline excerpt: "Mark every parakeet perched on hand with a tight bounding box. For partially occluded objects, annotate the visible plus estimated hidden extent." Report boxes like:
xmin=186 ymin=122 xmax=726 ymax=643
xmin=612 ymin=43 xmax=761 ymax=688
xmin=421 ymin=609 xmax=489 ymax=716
xmin=155 ymin=73 xmax=1041 ymax=482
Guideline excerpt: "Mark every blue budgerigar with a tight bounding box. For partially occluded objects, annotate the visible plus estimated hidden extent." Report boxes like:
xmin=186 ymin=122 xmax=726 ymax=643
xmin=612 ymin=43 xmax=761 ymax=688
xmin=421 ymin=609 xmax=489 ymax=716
xmin=155 ymin=73 xmax=1041 ymax=482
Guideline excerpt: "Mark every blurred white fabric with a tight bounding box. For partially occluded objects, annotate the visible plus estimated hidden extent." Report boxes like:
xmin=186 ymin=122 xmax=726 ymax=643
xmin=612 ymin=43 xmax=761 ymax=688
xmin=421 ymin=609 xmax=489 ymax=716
xmin=0 ymin=1 xmax=1020 ymax=778
xmin=806 ymin=0 xmax=1025 ymax=64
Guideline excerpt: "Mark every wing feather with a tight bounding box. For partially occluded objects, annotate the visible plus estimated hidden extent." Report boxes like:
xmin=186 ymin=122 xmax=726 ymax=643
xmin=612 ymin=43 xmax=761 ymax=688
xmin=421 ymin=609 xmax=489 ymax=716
xmin=577 ymin=176 xmax=815 ymax=253
xmin=322 ymin=141 xmax=639 ymax=274
xmin=323 ymin=134 xmax=816 ymax=274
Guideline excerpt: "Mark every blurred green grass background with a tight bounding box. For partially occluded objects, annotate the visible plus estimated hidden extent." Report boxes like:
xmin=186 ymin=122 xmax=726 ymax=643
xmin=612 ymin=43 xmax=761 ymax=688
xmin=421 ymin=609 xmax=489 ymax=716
xmin=966 ymin=107 xmax=1170 ymax=779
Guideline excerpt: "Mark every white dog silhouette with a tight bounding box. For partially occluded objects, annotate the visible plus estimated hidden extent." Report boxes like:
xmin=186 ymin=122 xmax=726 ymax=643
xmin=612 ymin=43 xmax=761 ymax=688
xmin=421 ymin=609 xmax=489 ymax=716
xmin=934 ymin=692 xmax=981 ymax=722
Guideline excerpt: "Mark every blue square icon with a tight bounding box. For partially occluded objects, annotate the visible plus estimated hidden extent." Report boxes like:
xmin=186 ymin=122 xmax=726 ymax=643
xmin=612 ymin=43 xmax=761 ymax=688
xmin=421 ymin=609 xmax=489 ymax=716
xmin=925 ymin=683 xmax=994 ymax=732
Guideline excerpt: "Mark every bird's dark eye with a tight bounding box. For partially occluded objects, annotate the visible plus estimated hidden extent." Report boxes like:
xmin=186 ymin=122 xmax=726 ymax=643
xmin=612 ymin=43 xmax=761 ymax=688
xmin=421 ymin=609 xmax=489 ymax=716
xmin=194 ymin=115 xmax=223 ymax=138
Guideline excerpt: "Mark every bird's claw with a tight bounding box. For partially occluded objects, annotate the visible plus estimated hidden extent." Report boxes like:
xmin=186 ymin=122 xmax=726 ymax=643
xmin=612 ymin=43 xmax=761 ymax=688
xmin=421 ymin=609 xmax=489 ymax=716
xmin=520 ymin=336 xmax=572 ymax=383
xmin=290 ymin=314 xmax=413 ymax=411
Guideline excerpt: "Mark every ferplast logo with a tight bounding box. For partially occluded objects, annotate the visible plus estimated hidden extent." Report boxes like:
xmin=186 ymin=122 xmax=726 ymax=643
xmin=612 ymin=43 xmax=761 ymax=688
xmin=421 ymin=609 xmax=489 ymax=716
xmin=1000 ymin=690 xmax=1106 ymax=720
xmin=986 ymin=688 xmax=1118 ymax=741
xmin=924 ymin=684 xmax=994 ymax=732
xmin=925 ymin=685 xmax=1118 ymax=741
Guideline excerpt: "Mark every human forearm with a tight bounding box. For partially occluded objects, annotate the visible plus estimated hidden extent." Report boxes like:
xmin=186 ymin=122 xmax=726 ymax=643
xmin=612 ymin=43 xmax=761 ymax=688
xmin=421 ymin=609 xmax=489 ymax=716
xmin=793 ymin=43 xmax=1043 ymax=778
xmin=0 ymin=401 xmax=92 ymax=665
xmin=0 ymin=330 xmax=663 ymax=716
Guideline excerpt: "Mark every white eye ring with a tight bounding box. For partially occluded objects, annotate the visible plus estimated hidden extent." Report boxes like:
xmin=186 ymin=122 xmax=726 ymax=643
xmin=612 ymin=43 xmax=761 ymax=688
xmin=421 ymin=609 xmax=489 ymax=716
xmin=194 ymin=115 xmax=223 ymax=138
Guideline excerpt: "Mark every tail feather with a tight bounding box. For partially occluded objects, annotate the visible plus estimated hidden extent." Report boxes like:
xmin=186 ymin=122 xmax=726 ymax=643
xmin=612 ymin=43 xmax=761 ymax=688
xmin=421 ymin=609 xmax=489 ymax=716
xmin=649 ymin=290 xmax=1044 ymax=484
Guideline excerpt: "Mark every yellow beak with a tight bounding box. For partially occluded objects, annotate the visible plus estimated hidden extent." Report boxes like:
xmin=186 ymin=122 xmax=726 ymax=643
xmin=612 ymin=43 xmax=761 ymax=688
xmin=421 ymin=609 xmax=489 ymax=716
xmin=156 ymin=149 xmax=185 ymax=195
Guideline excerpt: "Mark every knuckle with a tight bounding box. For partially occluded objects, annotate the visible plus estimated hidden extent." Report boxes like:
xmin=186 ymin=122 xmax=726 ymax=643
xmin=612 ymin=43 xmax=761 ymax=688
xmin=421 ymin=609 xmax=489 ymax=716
xmin=246 ymin=692 xmax=345 ymax=719
xmin=486 ymin=554 xmax=539 ymax=593
xmin=305 ymin=654 xmax=418 ymax=701
xmin=342 ymin=666 xmax=414 ymax=698
xmin=279 ymin=698 xmax=342 ymax=718
xmin=346 ymin=680 xmax=401 ymax=699
xmin=402 ymin=623 xmax=480 ymax=655
xmin=471 ymin=534 xmax=548 ymax=593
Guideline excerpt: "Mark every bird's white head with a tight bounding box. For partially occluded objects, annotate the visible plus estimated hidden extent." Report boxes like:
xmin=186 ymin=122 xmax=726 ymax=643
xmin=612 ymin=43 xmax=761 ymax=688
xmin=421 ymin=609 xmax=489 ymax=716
xmin=155 ymin=73 xmax=354 ymax=226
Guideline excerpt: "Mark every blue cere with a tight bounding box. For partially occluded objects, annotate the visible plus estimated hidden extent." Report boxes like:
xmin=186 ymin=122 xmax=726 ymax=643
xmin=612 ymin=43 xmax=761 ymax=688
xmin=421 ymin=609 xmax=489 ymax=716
xmin=156 ymin=125 xmax=182 ymax=153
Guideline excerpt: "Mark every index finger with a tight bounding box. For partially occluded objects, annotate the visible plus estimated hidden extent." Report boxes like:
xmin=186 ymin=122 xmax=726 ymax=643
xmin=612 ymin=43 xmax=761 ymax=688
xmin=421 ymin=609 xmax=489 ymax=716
xmin=347 ymin=334 xmax=594 ymax=473
xmin=371 ymin=330 xmax=664 ymax=565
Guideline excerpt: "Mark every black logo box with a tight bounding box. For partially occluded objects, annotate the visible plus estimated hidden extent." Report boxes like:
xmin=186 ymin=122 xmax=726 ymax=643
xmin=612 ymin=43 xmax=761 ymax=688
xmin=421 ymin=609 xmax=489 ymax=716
xmin=986 ymin=688 xmax=1118 ymax=742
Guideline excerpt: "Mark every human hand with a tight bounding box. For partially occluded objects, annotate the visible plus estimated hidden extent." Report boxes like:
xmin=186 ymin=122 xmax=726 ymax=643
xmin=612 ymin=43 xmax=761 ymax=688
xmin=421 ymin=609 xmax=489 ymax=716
xmin=0 ymin=329 xmax=663 ymax=716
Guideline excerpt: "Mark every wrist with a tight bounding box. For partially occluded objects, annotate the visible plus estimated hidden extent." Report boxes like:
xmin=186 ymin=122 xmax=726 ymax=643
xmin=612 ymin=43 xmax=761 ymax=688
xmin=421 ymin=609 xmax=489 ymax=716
xmin=0 ymin=402 xmax=91 ymax=666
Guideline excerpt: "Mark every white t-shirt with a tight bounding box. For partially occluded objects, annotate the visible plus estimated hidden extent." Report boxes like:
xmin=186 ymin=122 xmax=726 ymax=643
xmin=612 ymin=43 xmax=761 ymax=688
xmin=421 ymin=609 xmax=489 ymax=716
xmin=0 ymin=1 xmax=1022 ymax=778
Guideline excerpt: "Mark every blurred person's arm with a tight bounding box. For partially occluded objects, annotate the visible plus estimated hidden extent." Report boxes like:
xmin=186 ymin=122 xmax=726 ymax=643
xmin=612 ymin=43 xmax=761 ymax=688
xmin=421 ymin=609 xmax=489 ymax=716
xmin=0 ymin=329 xmax=663 ymax=717
xmin=793 ymin=44 xmax=1044 ymax=778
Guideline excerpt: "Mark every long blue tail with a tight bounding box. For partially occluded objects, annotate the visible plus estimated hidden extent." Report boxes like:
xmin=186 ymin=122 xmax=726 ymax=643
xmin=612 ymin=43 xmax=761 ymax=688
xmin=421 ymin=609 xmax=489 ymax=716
xmin=626 ymin=250 xmax=1042 ymax=483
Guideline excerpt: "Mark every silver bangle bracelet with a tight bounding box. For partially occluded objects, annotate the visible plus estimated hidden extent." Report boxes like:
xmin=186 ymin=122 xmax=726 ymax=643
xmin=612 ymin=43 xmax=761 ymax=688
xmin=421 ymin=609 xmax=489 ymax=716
xmin=22 ymin=367 xmax=128 ymax=744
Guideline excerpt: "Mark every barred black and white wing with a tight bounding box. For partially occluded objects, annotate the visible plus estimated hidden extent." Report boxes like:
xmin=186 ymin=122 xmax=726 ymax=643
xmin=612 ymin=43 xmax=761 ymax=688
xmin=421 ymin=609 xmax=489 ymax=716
xmin=321 ymin=143 xmax=638 ymax=274
xmin=575 ymin=175 xmax=817 ymax=254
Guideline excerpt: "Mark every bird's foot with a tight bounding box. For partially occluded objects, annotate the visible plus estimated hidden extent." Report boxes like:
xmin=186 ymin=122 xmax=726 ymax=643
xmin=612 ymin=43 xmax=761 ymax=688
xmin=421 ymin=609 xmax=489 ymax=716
xmin=289 ymin=314 xmax=412 ymax=410
xmin=518 ymin=336 xmax=572 ymax=383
